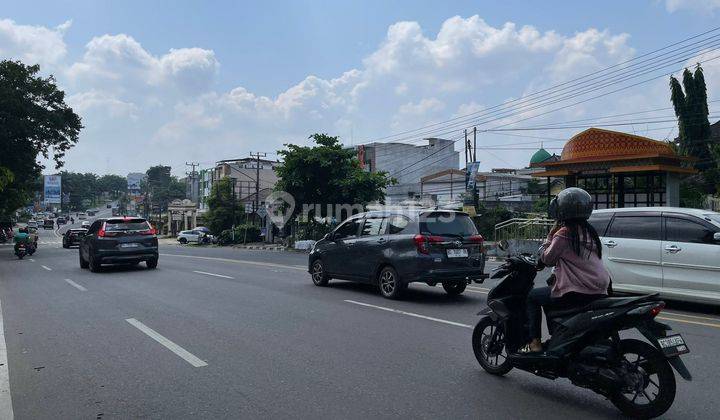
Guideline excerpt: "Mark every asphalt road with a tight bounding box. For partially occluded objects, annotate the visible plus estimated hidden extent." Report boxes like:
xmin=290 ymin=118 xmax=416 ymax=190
xmin=0 ymin=221 xmax=719 ymax=419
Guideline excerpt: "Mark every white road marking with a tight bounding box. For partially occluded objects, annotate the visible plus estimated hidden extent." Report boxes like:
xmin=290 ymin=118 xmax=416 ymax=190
xmin=192 ymin=270 xmax=234 ymax=279
xmin=161 ymin=253 xmax=306 ymax=271
xmin=125 ymin=318 xmax=208 ymax=367
xmin=344 ymin=300 xmax=472 ymax=329
xmin=64 ymin=279 xmax=87 ymax=292
xmin=0 ymin=297 xmax=14 ymax=419
xmin=40 ymin=265 xmax=51 ymax=271
xmin=662 ymin=311 xmax=720 ymax=322
xmin=28 ymin=259 xmax=34 ymax=262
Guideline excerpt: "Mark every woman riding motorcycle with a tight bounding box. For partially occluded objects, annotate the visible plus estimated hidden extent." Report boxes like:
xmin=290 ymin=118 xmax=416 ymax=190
xmin=524 ymin=187 xmax=610 ymax=352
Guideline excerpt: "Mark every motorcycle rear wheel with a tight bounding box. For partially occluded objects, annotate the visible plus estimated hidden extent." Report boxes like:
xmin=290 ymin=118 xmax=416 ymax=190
xmin=610 ymin=339 xmax=676 ymax=419
xmin=472 ymin=317 xmax=512 ymax=375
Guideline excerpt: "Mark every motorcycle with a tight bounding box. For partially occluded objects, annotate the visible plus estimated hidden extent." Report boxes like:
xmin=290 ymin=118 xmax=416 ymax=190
xmin=472 ymin=243 xmax=691 ymax=418
xmin=15 ymin=243 xmax=27 ymax=259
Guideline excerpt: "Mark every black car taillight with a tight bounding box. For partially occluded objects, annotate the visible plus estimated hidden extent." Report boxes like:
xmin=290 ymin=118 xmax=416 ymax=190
xmin=413 ymin=234 xmax=444 ymax=254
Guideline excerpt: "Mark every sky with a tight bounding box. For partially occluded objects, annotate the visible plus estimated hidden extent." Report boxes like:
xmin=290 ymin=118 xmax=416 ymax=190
xmin=2 ymin=0 xmax=720 ymax=176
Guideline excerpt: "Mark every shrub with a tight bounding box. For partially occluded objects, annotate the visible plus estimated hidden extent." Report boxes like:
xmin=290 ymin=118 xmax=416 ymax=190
xmin=218 ymin=224 xmax=261 ymax=245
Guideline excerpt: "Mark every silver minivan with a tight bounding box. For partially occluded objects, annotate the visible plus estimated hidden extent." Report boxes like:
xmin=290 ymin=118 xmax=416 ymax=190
xmin=589 ymin=207 xmax=720 ymax=305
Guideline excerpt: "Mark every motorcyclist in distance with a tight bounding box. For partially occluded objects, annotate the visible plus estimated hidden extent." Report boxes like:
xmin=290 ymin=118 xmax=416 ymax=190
xmin=13 ymin=227 xmax=34 ymax=254
xmin=524 ymin=187 xmax=610 ymax=353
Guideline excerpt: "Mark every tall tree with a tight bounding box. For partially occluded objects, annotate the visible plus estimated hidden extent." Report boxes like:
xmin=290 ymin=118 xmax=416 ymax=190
xmin=0 ymin=60 xmax=82 ymax=217
xmin=97 ymin=174 xmax=128 ymax=198
xmin=275 ymin=133 xmax=395 ymax=222
xmin=142 ymin=165 xmax=186 ymax=214
xmin=670 ymin=65 xmax=714 ymax=169
xmin=205 ymin=177 xmax=243 ymax=234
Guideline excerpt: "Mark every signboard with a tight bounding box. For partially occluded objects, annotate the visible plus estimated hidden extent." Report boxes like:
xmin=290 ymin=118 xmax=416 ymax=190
xmin=245 ymin=204 xmax=254 ymax=214
xmin=44 ymin=175 xmax=61 ymax=204
xmin=256 ymin=206 xmax=268 ymax=219
xmin=466 ymin=162 xmax=481 ymax=190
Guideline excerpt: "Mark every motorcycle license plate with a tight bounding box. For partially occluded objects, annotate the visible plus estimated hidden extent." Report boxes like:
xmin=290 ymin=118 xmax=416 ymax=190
xmin=657 ymin=334 xmax=689 ymax=357
xmin=447 ymin=249 xmax=468 ymax=258
xmin=120 ymin=243 xmax=140 ymax=248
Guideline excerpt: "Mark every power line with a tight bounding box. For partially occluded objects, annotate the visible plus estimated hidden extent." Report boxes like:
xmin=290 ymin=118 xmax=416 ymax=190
xmin=371 ymin=27 xmax=720 ymax=143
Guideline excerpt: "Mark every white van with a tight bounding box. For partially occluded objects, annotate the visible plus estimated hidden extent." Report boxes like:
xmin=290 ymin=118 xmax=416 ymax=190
xmin=589 ymin=207 xmax=720 ymax=305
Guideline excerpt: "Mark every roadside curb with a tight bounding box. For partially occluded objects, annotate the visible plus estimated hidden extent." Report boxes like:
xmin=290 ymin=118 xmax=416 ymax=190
xmin=232 ymin=245 xmax=285 ymax=251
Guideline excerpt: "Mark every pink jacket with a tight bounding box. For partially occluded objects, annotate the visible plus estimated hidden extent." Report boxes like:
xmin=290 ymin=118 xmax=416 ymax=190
xmin=540 ymin=227 xmax=610 ymax=298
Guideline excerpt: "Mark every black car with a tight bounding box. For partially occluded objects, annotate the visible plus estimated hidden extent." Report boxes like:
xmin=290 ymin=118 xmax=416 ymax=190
xmin=62 ymin=228 xmax=87 ymax=248
xmin=79 ymin=217 xmax=158 ymax=272
xmin=43 ymin=219 xmax=54 ymax=230
xmin=308 ymin=210 xmax=486 ymax=299
xmin=57 ymin=216 xmax=67 ymax=225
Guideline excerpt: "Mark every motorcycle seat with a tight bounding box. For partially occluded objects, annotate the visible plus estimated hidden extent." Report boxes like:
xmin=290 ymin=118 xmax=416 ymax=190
xmin=546 ymin=294 xmax=660 ymax=318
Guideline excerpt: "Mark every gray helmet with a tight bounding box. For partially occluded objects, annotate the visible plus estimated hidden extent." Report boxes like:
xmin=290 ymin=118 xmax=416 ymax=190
xmin=548 ymin=187 xmax=593 ymax=221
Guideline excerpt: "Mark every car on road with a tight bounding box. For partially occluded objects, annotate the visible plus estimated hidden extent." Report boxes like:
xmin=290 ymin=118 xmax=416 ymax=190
xmin=62 ymin=228 xmax=87 ymax=248
xmin=177 ymin=229 xmax=204 ymax=244
xmin=589 ymin=207 xmax=720 ymax=305
xmin=81 ymin=221 xmax=91 ymax=228
xmin=56 ymin=216 xmax=67 ymax=225
xmin=87 ymin=210 xmax=96 ymax=216
xmin=308 ymin=209 xmax=486 ymax=299
xmin=26 ymin=220 xmax=39 ymax=229
xmin=79 ymin=217 xmax=158 ymax=272
xmin=78 ymin=212 xmax=87 ymax=220
xmin=106 ymin=203 xmax=112 ymax=208
xmin=42 ymin=219 xmax=54 ymax=230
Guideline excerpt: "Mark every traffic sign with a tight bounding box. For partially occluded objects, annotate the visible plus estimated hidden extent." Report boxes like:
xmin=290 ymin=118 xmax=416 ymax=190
xmin=256 ymin=206 xmax=268 ymax=218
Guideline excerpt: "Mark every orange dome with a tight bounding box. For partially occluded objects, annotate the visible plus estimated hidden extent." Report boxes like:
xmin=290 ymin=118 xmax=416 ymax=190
xmin=561 ymin=128 xmax=676 ymax=162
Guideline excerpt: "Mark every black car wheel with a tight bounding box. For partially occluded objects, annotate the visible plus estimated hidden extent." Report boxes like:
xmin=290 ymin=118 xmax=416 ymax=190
xmin=310 ymin=259 xmax=329 ymax=286
xmin=146 ymin=258 xmax=158 ymax=269
xmin=179 ymin=237 xmax=188 ymax=244
xmin=378 ymin=266 xmax=404 ymax=299
xmin=442 ymin=281 xmax=467 ymax=296
xmin=89 ymin=254 xmax=101 ymax=273
xmin=79 ymin=250 xmax=89 ymax=269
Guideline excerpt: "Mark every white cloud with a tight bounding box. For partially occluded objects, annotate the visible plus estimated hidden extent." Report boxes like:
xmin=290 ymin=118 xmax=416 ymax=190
xmin=665 ymin=0 xmax=720 ymax=13
xmin=11 ymin=15 xmax=703 ymax=175
xmin=0 ymin=18 xmax=70 ymax=69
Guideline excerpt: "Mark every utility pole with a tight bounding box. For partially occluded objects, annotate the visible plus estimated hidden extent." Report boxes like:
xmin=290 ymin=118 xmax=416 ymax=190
xmin=249 ymin=152 xmax=267 ymax=226
xmin=473 ymin=126 xmax=477 ymax=162
xmin=464 ymin=129 xmax=468 ymax=166
xmin=185 ymin=162 xmax=199 ymax=203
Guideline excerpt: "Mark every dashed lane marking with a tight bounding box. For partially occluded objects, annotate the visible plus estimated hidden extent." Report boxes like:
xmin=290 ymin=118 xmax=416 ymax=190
xmin=125 ymin=318 xmax=208 ymax=367
xmin=161 ymin=253 xmax=306 ymax=271
xmin=41 ymin=265 xmax=52 ymax=271
xmin=344 ymin=300 xmax=472 ymax=329
xmin=192 ymin=270 xmax=234 ymax=279
xmin=64 ymin=279 xmax=87 ymax=292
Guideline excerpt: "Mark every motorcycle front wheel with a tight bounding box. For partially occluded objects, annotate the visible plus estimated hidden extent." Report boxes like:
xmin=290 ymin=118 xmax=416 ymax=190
xmin=610 ymin=339 xmax=676 ymax=419
xmin=472 ymin=317 xmax=512 ymax=375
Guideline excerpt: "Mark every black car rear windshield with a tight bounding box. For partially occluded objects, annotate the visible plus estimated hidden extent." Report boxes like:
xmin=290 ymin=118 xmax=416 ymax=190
xmin=419 ymin=212 xmax=477 ymax=237
xmin=104 ymin=218 xmax=150 ymax=231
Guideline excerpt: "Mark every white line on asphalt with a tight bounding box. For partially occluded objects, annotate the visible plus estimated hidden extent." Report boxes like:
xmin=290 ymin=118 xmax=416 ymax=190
xmin=662 ymin=311 xmax=720 ymax=322
xmin=28 ymin=259 xmax=34 ymax=262
xmin=0 ymin=297 xmax=15 ymax=419
xmin=161 ymin=253 xmax=306 ymax=271
xmin=125 ymin=318 xmax=208 ymax=367
xmin=40 ymin=265 xmax=52 ymax=271
xmin=64 ymin=279 xmax=87 ymax=292
xmin=344 ymin=300 xmax=472 ymax=329
xmin=192 ymin=270 xmax=234 ymax=279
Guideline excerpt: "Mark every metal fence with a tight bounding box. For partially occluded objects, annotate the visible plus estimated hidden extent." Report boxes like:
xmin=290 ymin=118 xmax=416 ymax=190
xmin=494 ymin=217 xmax=554 ymax=242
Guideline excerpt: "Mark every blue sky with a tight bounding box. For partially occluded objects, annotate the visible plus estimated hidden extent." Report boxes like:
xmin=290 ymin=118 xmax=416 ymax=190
xmin=2 ymin=0 xmax=720 ymax=174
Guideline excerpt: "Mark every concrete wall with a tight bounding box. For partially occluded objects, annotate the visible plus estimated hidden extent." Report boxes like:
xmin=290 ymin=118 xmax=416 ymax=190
xmin=666 ymin=173 xmax=680 ymax=207
xmin=371 ymin=139 xmax=459 ymax=185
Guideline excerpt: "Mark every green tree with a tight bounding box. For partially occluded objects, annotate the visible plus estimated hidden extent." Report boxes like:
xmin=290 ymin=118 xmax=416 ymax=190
xmin=205 ymin=177 xmax=243 ymax=234
xmin=61 ymin=171 xmax=99 ymax=210
xmin=275 ymin=133 xmax=395 ymax=222
xmin=98 ymin=174 xmax=128 ymax=198
xmin=142 ymin=165 xmax=186 ymax=214
xmin=0 ymin=60 xmax=82 ymax=217
xmin=670 ymin=65 xmax=714 ymax=169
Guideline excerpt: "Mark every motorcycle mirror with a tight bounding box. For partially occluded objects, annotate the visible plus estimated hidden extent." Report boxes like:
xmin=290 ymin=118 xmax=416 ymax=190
xmin=498 ymin=239 xmax=509 ymax=251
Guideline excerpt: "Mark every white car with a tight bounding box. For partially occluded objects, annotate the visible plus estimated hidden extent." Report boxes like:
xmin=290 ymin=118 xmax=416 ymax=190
xmin=81 ymin=221 xmax=91 ymax=228
xmin=27 ymin=221 xmax=39 ymax=229
xmin=78 ymin=212 xmax=87 ymax=220
xmin=177 ymin=230 xmax=203 ymax=244
xmin=589 ymin=207 xmax=720 ymax=305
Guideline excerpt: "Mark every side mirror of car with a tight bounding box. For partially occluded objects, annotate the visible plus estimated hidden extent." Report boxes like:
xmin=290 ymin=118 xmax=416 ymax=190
xmin=714 ymin=232 xmax=720 ymax=243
